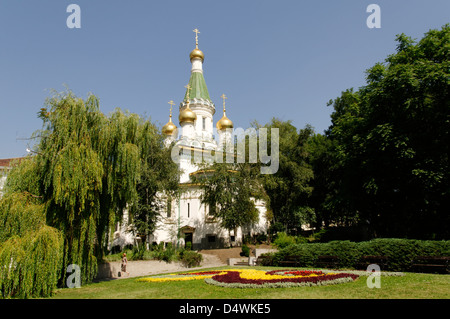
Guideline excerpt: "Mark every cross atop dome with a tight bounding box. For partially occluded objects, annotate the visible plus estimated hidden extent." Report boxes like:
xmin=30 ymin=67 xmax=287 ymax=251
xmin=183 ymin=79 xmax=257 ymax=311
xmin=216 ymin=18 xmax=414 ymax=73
xmin=190 ymin=28 xmax=204 ymax=63
xmin=184 ymin=84 xmax=192 ymax=101
xmin=193 ymin=28 xmax=200 ymax=49
xmin=162 ymin=100 xmax=177 ymax=136
xmin=168 ymin=100 xmax=175 ymax=116
xmin=220 ymin=94 xmax=227 ymax=112
xmin=216 ymin=93 xmax=233 ymax=131
xmin=179 ymin=84 xmax=196 ymax=125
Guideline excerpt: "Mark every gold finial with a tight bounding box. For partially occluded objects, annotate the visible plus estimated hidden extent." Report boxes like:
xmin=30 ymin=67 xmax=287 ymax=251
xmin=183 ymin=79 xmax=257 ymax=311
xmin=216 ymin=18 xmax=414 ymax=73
xmin=190 ymin=28 xmax=204 ymax=62
xmin=179 ymin=84 xmax=197 ymax=124
xmin=168 ymin=100 xmax=175 ymax=117
xmin=193 ymin=28 xmax=200 ymax=49
xmin=216 ymin=93 xmax=233 ymax=130
xmin=163 ymin=100 xmax=177 ymax=135
xmin=220 ymin=94 xmax=227 ymax=112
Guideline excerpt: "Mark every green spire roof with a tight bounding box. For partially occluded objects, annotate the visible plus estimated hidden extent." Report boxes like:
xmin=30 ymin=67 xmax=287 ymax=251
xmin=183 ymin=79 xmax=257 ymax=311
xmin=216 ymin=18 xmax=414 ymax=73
xmin=183 ymin=72 xmax=211 ymax=102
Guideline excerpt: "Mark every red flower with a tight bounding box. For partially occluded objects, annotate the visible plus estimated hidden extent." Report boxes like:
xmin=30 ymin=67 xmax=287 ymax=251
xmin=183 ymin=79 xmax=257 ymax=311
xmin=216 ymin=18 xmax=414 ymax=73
xmin=265 ymin=270 xmax=324 ymax=276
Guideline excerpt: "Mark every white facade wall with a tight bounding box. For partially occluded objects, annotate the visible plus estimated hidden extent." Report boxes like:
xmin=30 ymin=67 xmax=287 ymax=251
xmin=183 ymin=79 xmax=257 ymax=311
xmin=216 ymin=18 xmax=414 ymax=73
xmin=150 ymin=187 xmax=268 ymax=249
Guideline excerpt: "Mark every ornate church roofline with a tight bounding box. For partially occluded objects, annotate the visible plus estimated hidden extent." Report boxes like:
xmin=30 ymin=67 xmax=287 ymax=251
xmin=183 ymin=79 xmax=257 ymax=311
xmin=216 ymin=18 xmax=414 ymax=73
xmin=179 ymin=98 xmax=215 ymax=115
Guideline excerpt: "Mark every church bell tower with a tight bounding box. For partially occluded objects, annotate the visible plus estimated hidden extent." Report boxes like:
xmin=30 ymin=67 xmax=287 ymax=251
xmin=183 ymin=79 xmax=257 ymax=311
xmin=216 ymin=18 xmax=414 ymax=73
xmin=178 ymin=29 xmax=217 ymax=150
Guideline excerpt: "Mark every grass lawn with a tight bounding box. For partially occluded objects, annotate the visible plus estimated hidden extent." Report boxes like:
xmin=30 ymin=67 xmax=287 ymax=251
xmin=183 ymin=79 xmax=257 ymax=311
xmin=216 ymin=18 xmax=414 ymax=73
xmin=49 ymin=266 xmax=450 ymax=299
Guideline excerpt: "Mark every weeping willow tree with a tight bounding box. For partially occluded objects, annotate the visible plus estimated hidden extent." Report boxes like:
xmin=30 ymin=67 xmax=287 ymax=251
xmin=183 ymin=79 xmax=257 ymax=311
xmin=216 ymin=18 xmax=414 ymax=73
xmin=1 ymin=89 xmax=168 ymax=292
xmin=35 ymin=90 xmax=145 ymax=285
xmin=0 ymin=156 xmax=64 ymax=298
xmin=0 ymin=190 xmax=64 ymax=298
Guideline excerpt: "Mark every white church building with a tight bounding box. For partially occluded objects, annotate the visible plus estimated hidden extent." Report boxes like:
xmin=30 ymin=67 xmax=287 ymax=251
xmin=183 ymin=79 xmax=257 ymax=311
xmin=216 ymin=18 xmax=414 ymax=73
xmin=142 ymin=30 xmax=269 ymax=250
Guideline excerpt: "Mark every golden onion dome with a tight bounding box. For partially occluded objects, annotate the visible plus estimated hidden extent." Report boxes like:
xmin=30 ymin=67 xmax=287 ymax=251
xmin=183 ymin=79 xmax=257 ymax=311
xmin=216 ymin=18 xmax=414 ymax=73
xmin=179 ymin=104 xmax=197 ymax=124
xmin=162 ymin=116 xmax=177 ymax=136
xmin=216 ymin=112 xmax=233 ymax=131
xmin=190 ymin=48 xmax=204 ymax=62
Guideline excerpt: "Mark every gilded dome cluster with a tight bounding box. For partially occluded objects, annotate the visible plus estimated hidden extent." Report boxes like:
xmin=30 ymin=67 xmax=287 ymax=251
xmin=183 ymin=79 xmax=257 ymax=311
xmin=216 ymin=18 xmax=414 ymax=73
xmin=161 ymin=30 xmax=233 ymax=137
xmin=162 ymin=98 xmax=234 ymax=135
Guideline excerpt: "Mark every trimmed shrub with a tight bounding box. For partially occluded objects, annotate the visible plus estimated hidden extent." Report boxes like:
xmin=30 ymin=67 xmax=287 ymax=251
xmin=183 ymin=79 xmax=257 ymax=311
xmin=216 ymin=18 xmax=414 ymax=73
xmin=326 ymin=241 xmax=361 ymax=268
xmin=241 ymin=245 xmax=250 ymax=257
xmin=180 ymin=251 xmax=203 ymax=268
xmin=271 ymin=238 xmax=449 ymax=272
xmin=258 ymin=253 xmax=275 ymax=266
xmin=273 ymin=232 xmax=296 ymax=249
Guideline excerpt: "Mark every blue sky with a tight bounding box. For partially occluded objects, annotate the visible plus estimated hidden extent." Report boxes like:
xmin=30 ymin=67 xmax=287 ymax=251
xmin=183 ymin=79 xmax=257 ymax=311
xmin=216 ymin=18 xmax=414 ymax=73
xmin=0 ymin=0 xmax=449 ymax=158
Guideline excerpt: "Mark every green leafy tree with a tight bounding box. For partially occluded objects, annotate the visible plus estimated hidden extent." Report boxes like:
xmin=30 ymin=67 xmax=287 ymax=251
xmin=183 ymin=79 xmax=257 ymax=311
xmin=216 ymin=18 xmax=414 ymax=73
xmin=0 ymin=188 xmax=64 ymax=298
xmin=33 ymin=91 xmax=143 ymax=284
xmin=327 ymin=25 xmax=450 ymax=238
xmin=258 ymin=118 xmax=315 ymax=234
xmin=192 ymin=162 xmax=263 ymax=245
xmin=307 ymin=133 xmax=359 ymax=230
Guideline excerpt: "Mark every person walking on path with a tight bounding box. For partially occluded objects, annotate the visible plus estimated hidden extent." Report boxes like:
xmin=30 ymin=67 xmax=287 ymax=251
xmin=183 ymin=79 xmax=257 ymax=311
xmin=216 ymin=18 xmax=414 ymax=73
xmin=121 ymin=253 xmax=129 ymax=277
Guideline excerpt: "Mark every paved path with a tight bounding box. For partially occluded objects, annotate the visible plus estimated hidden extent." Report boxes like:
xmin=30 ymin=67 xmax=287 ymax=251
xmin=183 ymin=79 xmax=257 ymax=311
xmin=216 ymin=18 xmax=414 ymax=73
xmin=96 ymin=253 xmax=226 ymax=280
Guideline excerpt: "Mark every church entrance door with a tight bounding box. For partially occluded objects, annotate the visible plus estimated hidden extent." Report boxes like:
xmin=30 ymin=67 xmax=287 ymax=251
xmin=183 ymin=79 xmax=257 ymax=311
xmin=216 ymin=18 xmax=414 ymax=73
xmin=184 ymin=232 xmax=193 ymax=248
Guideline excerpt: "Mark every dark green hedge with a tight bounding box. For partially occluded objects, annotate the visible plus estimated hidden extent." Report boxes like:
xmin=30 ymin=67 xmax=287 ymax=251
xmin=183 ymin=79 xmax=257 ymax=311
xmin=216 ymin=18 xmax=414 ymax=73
xmin=267 ymin=238 xmax=449 ymax=272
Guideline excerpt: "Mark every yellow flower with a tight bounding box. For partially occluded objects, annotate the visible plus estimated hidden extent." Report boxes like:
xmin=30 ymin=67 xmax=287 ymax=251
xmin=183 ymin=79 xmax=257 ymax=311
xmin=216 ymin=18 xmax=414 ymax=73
xmin=137 ymin=275 xmax=214 ymax=282
xmin=238 ymin=269 xmax=325 ymax=280
xmin=136 ymin=270 xmax=231 ymax=283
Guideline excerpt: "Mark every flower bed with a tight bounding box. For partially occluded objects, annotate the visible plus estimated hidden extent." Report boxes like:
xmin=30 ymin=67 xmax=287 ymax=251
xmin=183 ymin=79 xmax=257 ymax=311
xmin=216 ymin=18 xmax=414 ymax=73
xmin=206 ymin=269 xmax=359 ymax=288
xmin=136 ymin=269 xmax=360 ymax=288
